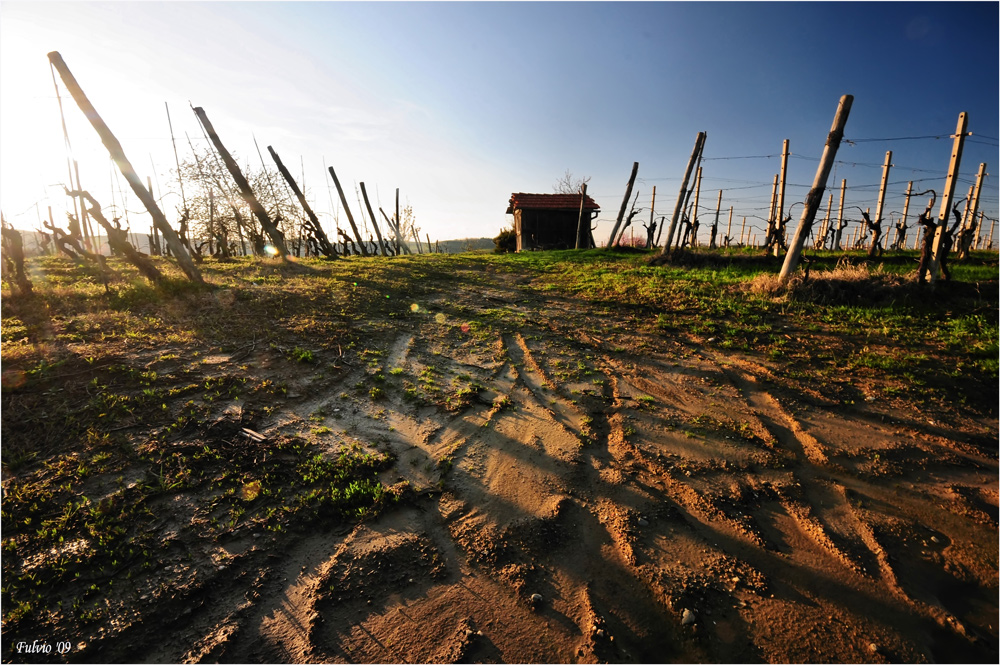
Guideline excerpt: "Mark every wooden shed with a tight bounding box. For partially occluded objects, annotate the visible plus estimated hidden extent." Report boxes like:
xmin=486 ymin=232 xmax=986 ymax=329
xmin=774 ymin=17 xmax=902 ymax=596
xmin=506 ymin=193 xmax=600 ymax=251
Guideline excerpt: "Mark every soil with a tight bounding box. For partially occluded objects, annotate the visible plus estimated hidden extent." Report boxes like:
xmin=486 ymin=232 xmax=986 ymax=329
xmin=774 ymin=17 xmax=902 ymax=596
xmin=3 ymin=259 xmax=998 ymax=663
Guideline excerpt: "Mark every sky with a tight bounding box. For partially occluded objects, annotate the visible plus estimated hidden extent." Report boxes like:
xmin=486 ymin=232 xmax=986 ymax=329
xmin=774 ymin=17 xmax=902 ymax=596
xmin=1 ymin=1 xmax=998 ymax=247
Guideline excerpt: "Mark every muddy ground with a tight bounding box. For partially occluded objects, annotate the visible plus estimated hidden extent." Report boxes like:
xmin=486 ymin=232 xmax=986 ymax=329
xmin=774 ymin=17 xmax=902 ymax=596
xmin=3 ymin=257 xmax=998 ymax=663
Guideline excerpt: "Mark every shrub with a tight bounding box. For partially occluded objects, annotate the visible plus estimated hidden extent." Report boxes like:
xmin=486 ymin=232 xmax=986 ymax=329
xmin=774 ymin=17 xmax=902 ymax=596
xmin=494 ymin=226 xmax=517 ymax=254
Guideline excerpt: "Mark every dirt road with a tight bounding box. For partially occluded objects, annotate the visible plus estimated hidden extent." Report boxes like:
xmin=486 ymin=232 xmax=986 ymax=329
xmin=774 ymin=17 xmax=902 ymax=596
xmin=10 ymin=259 xmax=997 ymax=664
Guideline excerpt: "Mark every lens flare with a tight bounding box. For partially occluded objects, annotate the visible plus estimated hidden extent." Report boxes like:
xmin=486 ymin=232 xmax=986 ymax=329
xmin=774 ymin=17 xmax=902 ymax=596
xmin=263 ymin=244 xmax=279 ymax=256
xmin=410 ymin=303 xmax=420 ymax=312
xmin=435 ymin=313 xmax=446 ymax=324
xmin=460 ymin=323 xmax=471 ymax=333
xmin=1 ymin=369 xmax=26 ymax=390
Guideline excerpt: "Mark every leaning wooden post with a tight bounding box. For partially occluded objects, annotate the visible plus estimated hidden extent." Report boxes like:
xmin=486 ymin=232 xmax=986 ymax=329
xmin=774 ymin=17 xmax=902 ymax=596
xmin=725 ymin=206 xmax=734 ymax=246
xmin=395 ymin=189 xmax=402 ymax=253
xmin=326 ymin=166 xmax=369 ymax=256
xmin=958 ymin=162 xmax=987 ymax=259
xmin=775 ymin=139 xmax=790 ymax=251
xmin=688 ymin=167 xmax=703 ymax=248
xmin=779 ymin=94 xmax=853 ymax=282
xmin=575 ymin=182 xmax=588 ymax=249
xmin=192 ymin=106 xmax=290 ymax=260
xmin=897 ymin=181 xmax=913 ymax=251
xmin=47 ymin=51 xmax=202 ymax=283
xmin=764 ymin=174 xmax=779 ymax=249
xmin=739 ymin=217 xmax=747 ymax=246
xmin=872 ymin=150 xmax=893 ymax=254
xmin=661 ymin=132 xmax=705 ymax=252
xmin=928 ymin=112 xmax=968 ymax=283
xmin=816 ymin=193 xmax=833 ymax=249
xmin=267 ymin=146 xmax=337 ymax=258
xmin=974 ymin=211 xmax=986 ymax=250
xmin=649 ymin=186 xmax=657 ymax=230
xmin=606 ymin=162 xmax=639 ymax=249
xmin=709 ymin=189 xmax=722 ymax=248
xmin=834 ymin=179 xmax=847 ymax=250
xmin=359 ymin=182 xmax=389 ymax=257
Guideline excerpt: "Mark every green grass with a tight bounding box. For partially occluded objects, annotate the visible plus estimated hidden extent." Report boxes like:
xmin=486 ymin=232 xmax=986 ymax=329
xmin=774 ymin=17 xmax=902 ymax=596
xmin=1 ymin=246 xmax=995 ymax=638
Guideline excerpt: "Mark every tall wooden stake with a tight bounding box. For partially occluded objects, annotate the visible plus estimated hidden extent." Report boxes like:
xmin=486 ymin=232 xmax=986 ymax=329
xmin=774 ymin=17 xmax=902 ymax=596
xmin=974 ymin=211 xmax=985 ymax=250
xmin=928 ymin=112 xmax=968 ymax=282
xmin=267 ymin=145 xmax=336 ymax=258
xmin=607 ymin=162 xmax=639 ymax=249
xmin=327 ymin=166 xmax=369 ymax=256
xmin=359 ymin=182 xmax=389 ymax=257
xmin=688 ymin=167 xmax=703 ymax=248
xmin=958 ymin=162 xmax=987 ymax=259
xmin=710 ymin=189 xmax=722 ymax=248
xmin=192 ymin=106 xmax=290 ymax=259
xmin=661 ymin=132 xmax=705 ymax=252
xmin=725 ymin=206 xmax=733 ymax=246
xmin=872 ymin=150 xmax=893 ymax=254
xmin=835 ymin=179 xmax=847 ymax=250
xmin=47 ymin=51 xmax=202 ymax=282
xmin=575 ymin=182 xmax=588 ymax=249
xmin=779 ymin=94 xmax=853 ymax=281
xmin=776 ymin=139 xmax=790 ymax=247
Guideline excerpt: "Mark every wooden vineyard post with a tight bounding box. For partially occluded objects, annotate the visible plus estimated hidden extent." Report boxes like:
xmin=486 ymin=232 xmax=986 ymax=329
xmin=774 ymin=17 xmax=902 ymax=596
xmin=779 ymin=94 xmax=853 ymax=282
xmin=775 ymin=139 xmax=790 ymax=254
xmin=395 ymin=189 xmax=405 ymax=254
xmin=192 ymin=106 xmax=290 ymax=260
xmin=47 ymin=51 xmax=202 ymax=283
xmin=575 ymin=183 xmax=588 ymax=249
xmin=710 ymin=189 xmax=722 ymax=249
xmin=957 ymin=162 xmax=987 ymax=259
xmin=871 ymin=150 xmax=893 ymax=255
xmin=327 ymin=166 xmax=369 ymax=256
xmin=765 ymin=174 xmax=779 ymax=250
xmin=267 ymin=146 xmax=337 ymax=258
xmin=426 ymin=233 xmax=433 ymax=254
xmin=688 ymin=167 xmax=703 ymax=248
xmin=739 ymin=217 xmax=747 ymax=246
xmin=928 ymin=112 xmax=968 ymax=283
xmin=146 ymin=177 xmax=162 ymax=256
xmin=974 ymin=211 xmax=986 ymax=250
xmin=359 ymin=183 xmax=389 ymax=257
xmin=73 ymin=160 xmax=94 ymax=252
xmin=834 ymin=179 xmax=847 ymax=250
xmin=725 ymin=206 xmax=734 ymax=247
xmin=646 ymin=186 xmax=657 ymax=248
xmin=661 ymin=132 xmax=705 ymax=251
xmin=607 ymin=162 xmax=639 ymax=249
xmin=816 ymin=193 xmax=833 ymax=249
xmin=897 ymin=181 xmax=913 ymax=251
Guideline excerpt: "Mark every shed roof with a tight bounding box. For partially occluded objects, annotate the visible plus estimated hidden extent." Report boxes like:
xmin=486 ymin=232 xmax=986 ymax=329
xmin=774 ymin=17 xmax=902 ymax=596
xmin=506 ymin=192 xmax=600 ymax=214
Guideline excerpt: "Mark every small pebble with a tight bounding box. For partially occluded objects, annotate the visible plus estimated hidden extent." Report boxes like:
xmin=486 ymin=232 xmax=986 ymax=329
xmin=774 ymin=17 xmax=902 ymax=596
xmin=681 ymin=609 xmax=696 ymax=626
xmin=930 ymin=536 xmax=940 ymax=544
xmin=530 ymin=593 xmax=543 ymax=605
xmin=868 ymin=643 xmax=879 ymax=654
xmin=637 ymin=518 xmax=649 ymax=527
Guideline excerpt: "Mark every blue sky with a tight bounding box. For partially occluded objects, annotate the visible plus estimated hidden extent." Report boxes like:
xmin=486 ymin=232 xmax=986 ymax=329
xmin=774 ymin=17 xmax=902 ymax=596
xmin=1 ymin=1 xmax=997 ymax=246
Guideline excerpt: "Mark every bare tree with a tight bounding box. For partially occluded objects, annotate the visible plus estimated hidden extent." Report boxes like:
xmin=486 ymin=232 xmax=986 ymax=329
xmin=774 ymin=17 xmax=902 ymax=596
xmin=554 ymin=170 xmax=591 ymax=194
